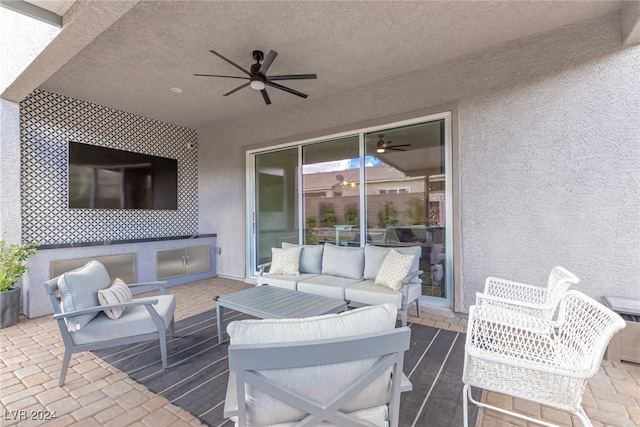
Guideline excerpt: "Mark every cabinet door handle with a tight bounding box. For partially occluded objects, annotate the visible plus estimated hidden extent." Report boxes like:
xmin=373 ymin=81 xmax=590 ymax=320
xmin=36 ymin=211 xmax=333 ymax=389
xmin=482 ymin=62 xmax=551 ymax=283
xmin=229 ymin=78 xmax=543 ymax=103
xmin=185 ymin=255 xmax=190 ymax=265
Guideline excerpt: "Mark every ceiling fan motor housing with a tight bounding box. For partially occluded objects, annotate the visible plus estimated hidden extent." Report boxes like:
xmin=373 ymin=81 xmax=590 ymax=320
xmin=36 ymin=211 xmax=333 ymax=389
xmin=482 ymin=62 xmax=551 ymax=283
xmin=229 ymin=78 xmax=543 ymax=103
xmin=252 ymin=50 xmax=264 ymax=62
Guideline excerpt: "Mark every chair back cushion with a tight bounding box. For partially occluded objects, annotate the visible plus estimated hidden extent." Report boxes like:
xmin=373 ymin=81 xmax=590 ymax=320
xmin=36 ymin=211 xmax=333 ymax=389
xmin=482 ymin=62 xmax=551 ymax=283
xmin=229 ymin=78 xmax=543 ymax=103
xmin=282 ymin=242 xmax=324 ymax=274
xmin=321 ymin=244 xmax=364 ymax=279
xmin=58 ymin=260 xmax=111 ymax=332
xmin=227 ymin=304 xmax=397 ymax=425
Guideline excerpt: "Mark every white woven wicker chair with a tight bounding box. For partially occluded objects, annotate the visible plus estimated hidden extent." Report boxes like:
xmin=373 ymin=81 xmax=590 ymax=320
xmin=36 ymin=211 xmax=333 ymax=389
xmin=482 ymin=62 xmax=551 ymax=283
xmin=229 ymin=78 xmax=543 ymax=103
xmin=475 ymin=266 xmax=579 ymax=320
xmin=463 ymin=290 xmax=626 ymax=427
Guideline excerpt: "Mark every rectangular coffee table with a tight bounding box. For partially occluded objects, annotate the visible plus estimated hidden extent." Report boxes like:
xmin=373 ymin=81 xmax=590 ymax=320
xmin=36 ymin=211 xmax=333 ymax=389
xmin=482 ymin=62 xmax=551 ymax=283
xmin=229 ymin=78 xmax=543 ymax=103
xmin=214 ymin=285 xmax=347 ymax=344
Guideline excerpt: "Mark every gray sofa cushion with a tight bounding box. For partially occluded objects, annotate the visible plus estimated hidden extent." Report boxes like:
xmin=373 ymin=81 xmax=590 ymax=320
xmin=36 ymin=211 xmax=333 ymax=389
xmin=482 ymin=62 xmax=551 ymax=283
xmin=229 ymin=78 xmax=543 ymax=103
xmin=364 ymin=245 xmax=422 ymax=283
xmin=364 ymin=246 xmax=390 ymax=280
xmin=321 ymin=244 xmax=364 ymax=279
xmin=226 ymin=304 xmax=397 ymax=426
xmin=282 ymin=242 xmax=324 ymax=274
xmin=346 ymin=280 xmax=422 ymax=309
xmin=256 ymin=273 xmax=319 ymax=290
xmin=71 ymin=294 xmax=175 ymax=345
xmin=297 ymin=275 xmax=363 ymax=300
xmin=58 ymin=260 xmax=112 ymax=332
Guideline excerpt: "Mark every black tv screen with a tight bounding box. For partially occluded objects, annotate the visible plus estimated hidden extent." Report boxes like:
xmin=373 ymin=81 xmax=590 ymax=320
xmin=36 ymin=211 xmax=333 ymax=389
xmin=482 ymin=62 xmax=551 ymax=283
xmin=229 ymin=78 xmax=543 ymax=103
xmin=68 ymin=141 xmax=178 ymax=210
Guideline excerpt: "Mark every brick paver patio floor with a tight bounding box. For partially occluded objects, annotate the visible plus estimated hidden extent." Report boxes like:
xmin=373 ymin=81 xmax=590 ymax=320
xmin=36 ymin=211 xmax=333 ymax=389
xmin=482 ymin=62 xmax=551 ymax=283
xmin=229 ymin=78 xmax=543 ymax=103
xmin=1 ymin=277 xmax=638 ymax=426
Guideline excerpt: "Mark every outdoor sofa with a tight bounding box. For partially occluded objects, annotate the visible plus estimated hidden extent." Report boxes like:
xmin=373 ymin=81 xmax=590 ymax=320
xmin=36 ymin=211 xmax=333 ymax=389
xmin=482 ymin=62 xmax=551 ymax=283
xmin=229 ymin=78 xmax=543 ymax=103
xmin=257 ymin=243 xmax=423 ymax=326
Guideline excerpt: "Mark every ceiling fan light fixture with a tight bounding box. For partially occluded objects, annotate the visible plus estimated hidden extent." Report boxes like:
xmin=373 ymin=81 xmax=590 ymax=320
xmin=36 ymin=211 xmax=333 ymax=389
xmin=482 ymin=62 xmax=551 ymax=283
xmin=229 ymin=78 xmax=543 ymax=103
xmin=250 ymin=79 xmax=266 ymax=90
xmin=376 ymin=147 xmax=386 ymax=154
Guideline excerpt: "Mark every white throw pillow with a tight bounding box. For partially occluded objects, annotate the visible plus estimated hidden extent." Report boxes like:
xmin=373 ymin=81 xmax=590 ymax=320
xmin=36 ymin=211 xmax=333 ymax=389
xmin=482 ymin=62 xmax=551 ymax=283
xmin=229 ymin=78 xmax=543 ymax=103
xmin=270 ymin=246 xmax=303 ymax=275
xmin=97 ymin=278 xmax=132 ymax=320
xmin=375 ymin=249 xmax=416 ymax=292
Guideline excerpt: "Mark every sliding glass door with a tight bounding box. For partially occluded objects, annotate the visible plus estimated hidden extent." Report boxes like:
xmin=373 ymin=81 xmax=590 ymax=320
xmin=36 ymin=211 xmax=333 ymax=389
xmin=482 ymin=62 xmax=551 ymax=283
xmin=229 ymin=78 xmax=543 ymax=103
xmin=247 ymin=113 xmax=452 ymax=308
xmin=251 ymin=148 xmax=299 ymax=271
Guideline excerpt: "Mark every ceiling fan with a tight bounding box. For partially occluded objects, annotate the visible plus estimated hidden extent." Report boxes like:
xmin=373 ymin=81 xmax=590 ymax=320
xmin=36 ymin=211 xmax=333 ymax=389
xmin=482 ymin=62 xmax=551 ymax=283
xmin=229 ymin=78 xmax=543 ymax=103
xmin=374 ymin=134 xmax=411 ymax=153
xmin=194 ymin=49 xmax=317 ymax=105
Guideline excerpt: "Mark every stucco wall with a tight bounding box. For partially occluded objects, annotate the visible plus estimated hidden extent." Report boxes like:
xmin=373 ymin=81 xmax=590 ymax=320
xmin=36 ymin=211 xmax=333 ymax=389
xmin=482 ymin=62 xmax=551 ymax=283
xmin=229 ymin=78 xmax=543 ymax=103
xmin=199 ymin=14 xmax=640 ymax=310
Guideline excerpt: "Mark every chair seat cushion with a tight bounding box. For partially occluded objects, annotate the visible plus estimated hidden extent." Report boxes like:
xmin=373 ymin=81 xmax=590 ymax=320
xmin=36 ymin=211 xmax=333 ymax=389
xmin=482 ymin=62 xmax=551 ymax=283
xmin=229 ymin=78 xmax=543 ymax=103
xmin=297 ymin=275 xmax=362 ymax=300
xmin=345 ymin=280 xmax=422 ymax=309
xmin=257 ymin=273 xmax=319 ymax=290
xmin=227 ymin=304 xmax=397 ymax=426
xmin=70 ymin=294 xmax=175 ymax=345
xmin=58 ymin=260 xmax=112 ymax=332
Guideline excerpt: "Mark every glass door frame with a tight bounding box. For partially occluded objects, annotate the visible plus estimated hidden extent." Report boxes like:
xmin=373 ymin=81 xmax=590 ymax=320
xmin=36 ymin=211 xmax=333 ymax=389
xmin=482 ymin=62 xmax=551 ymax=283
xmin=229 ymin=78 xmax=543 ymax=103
xmin=246 ymin=111 xmax=454 ymax=308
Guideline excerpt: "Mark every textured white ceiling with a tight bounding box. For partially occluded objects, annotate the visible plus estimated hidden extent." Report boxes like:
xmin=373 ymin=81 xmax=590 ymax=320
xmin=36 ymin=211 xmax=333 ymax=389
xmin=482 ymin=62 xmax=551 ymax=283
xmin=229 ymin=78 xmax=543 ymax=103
xmin=32 ymin=1 xmax=625 ymax=130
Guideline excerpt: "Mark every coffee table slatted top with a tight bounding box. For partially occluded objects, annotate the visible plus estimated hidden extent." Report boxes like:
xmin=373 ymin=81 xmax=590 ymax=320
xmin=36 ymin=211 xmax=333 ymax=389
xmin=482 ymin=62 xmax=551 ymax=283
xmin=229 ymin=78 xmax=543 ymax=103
xmin=215 ymin=285 xmax=348 ymax=343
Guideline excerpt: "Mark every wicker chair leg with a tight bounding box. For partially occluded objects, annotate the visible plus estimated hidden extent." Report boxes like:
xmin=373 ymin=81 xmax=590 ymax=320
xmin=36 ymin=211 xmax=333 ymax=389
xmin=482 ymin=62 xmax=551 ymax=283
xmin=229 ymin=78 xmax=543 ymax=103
xmin=574 ymin=406 xmax=593 ymax=427
xmin=464 ymin=385 xmax=565 ymax=427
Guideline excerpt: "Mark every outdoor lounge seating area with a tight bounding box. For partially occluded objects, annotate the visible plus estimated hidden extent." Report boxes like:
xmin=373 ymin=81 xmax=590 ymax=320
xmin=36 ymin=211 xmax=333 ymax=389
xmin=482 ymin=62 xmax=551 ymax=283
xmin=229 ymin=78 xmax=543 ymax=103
xmin=1 ymin=277 xmax=639 ymax=426
xmin=2 ymin=1 xmax=640 ymax=426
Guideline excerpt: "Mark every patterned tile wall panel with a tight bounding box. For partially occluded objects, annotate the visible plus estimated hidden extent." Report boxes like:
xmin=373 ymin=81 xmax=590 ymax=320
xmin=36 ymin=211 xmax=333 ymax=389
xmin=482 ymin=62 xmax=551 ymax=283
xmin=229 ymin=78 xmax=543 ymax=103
xmin=20 ymin=90 xmax=198 ymax=245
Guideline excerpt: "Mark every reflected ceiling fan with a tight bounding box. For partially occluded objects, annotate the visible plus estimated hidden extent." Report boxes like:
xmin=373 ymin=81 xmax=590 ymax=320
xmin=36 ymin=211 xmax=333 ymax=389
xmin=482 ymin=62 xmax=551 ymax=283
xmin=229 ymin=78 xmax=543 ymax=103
xmin=194 ymin=49 xmax=317 ymax=105
xmin=374 ymin=134 xmax=411 ymax=153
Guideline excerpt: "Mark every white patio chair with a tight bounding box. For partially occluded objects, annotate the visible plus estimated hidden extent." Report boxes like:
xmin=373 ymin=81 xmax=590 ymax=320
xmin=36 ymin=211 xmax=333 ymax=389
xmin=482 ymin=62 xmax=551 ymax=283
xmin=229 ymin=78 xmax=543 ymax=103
xmin=223 ymin=304 xmax=412 ymax=427
xmin=475 ymin=266 xmax=579 ymax=320
xmin=463 ymin=290 xmax=626 ymax=427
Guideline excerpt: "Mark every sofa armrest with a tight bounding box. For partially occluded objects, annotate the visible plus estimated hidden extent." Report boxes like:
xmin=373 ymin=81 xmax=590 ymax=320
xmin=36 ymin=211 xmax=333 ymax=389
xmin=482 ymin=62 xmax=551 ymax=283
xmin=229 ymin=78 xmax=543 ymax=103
xmin=257 ymin=262 xmax=272 ymax=276
xmin=403 ymin=270 xmax=423 ymax=285
xmin=128 ymin=281 xmax=169 ymax=295
xmin=51 ymin=298 xmax=160 ymax=320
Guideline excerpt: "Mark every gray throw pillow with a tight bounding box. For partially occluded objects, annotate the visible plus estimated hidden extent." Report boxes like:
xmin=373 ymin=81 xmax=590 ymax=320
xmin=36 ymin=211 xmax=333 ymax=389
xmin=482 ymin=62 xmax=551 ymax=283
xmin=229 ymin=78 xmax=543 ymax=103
xmin=282 ymin=242 xmax=324 ymax=274
xmin=57 ymin=260 xmax=111 ymax=332
xmin=321 ymin=244 xmax=364 ymax=279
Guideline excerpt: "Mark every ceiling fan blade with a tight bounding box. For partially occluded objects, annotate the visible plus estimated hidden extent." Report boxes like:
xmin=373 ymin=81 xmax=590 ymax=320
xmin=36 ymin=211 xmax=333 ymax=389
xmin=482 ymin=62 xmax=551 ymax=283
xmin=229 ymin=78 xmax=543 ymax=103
xmin=258 ymin=50 xmax=278 ymax=75
xmin=389 ymin=144 xmax=411 ymax=148
xmin=261 ymin=89 xmax=272 ymax=105
xmin=267 ymin=74 xmax=317 ymax=81
xmin=223 ymin=82 xmax=250 ymax=96
xmin=193 ymin=74 xmax=250 ymax=80
xmin=387 ymin=147 xmax=407 ymax=151
xmin=209 ymin=50 xmax=252 ymax=77
xmin=266 ymin=81 xmax=308 ymax=99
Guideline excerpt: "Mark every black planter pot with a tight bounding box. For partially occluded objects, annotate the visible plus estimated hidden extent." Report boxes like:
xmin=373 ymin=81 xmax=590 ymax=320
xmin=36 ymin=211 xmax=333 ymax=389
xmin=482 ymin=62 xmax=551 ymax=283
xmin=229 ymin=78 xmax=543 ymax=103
xmin=0 ymin=287 xmax=21 ymax=328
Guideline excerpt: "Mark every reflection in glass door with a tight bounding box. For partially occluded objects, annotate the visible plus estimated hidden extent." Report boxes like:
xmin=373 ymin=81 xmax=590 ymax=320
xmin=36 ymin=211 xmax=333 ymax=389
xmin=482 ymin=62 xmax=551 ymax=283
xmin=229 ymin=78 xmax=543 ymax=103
xmin=253 ymin=148 xmax=299 ymax=272
xmin=301 ymin=136 xmax=360 ymax=246
xmin=363 ymin=120 xmax=449 ymax=306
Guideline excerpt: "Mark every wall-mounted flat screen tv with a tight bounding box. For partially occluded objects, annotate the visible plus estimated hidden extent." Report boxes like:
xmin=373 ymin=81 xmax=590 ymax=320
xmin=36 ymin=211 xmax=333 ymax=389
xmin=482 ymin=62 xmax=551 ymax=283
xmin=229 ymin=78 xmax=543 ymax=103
xmin=68 ymin=141 xmax=178 ymax=210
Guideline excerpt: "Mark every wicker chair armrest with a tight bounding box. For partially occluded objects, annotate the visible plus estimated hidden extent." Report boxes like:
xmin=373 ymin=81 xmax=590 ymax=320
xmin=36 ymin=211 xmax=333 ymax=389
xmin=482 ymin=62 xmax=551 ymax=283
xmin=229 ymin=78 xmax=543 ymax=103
xmin=52 ymin=298 xmax=160 ymax=320
xmin=475 ymin=292 xmax=553 ymax=311
xmin=483 ymin=277 xmax=548 ymax=305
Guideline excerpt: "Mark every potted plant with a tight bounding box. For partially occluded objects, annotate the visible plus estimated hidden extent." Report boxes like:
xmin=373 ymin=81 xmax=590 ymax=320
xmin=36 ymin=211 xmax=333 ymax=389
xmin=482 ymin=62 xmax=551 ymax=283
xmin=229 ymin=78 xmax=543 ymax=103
xmin=0 ymin=236 xmax=39 ymax=328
